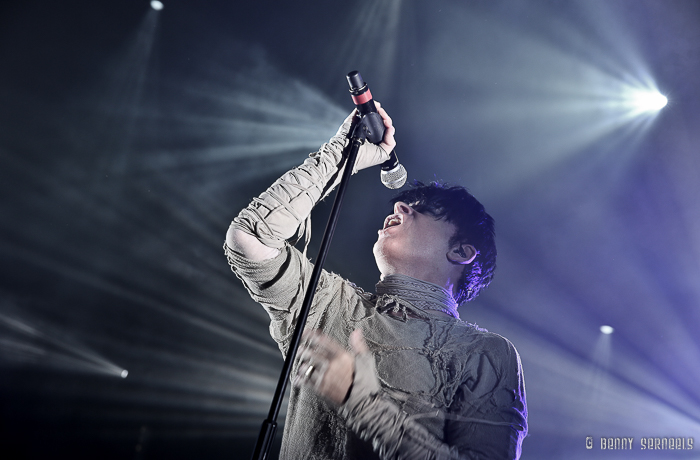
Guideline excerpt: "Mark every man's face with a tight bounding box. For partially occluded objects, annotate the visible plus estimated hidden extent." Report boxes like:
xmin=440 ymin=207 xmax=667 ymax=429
xmin=373 ymin=201 xmax=458 ymax=282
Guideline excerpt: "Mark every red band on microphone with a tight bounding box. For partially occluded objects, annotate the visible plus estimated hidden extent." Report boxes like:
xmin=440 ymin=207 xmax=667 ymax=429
xmin=351 ymin=89 xmax=373 ymax=105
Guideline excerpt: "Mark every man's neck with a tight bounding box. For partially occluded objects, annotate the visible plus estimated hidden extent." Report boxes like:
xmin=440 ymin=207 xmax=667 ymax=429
xmin=376 ymin=274 xmax=460 ymax=319
xmin=379 ymin=269 xmax=457 ymax=300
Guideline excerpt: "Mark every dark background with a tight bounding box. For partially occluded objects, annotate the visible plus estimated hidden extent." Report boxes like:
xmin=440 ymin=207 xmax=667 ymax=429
xmin=1 ymin=1 xmax=699 ymax=458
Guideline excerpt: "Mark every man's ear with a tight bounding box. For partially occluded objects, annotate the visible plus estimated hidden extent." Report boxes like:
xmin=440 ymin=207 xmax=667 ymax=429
xmin=447 ymin=244 xmax=477 ymax=265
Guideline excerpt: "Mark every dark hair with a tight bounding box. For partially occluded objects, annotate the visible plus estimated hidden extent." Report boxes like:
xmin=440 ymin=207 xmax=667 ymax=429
xmin=390 ymin=181 xmax=496 ymax=303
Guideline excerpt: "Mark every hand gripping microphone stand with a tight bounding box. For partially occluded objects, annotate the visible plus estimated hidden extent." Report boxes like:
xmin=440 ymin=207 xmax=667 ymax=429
xmin=251 ymin=71 xmax=388 ymax=460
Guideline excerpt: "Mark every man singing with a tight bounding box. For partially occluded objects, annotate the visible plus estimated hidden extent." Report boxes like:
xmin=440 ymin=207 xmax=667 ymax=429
xmin=225 ymin=104 xmax=527 ymax=459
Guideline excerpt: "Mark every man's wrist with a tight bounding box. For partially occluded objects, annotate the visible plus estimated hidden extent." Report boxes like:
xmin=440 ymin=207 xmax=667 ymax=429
xmin=339 ymin=351 xmax=381 ymax=417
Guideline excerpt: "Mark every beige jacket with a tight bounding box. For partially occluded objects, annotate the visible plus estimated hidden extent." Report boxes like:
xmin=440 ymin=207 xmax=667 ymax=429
xmin=226 ymin=243 xmax=527 ymax=459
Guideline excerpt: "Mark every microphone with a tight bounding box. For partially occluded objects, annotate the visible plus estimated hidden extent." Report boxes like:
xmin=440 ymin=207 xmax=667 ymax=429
xmin=346 ymin=71 xmax=407 ymax=189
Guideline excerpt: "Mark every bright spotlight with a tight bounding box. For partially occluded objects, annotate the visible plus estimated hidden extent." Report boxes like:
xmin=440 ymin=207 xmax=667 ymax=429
xmin=151 ymin=1 xmax=163 ymax=10
xmin=630 ymin=90 xmax=667 ymax=112
xmin=121 ymin=369 xmax=129 ymax=378
xmin=600 ymin=325 xmax=614 ymax=335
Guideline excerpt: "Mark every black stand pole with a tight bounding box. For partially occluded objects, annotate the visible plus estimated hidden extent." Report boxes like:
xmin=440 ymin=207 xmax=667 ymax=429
xmin=251 ymin=123 xmax=368 ymax=460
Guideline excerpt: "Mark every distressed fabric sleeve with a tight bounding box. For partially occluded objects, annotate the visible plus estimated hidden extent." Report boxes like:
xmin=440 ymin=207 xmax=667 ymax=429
xmin=224 ymin=242 xmax=325 ymax=356
xmin=339 ymin=335 xmax=528 ymax=460
xmin=224 ymin=117 xmax=353 ymax=353
xmin=229 ymin=111 xmax=389 ymax=250
xmin=230 ymin=121 xmax=351 ymax=249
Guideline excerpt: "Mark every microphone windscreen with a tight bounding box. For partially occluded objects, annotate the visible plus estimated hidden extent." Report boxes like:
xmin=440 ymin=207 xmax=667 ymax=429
xmin=381 ymin=164 xmax=407 ymax=189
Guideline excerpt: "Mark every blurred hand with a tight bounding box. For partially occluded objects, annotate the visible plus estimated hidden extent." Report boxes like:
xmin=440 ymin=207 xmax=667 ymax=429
xmin=293 ymin=329 xmax=369 ymax=405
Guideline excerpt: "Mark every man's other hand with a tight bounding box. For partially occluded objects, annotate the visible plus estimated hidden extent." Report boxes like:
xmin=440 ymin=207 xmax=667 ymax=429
xmin=293 ymin=329 xmax=369 ymax=405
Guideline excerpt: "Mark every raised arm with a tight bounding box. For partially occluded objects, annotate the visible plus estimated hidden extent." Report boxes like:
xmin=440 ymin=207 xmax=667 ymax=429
xmin=226 ymin=105 xmax=396 ymax=262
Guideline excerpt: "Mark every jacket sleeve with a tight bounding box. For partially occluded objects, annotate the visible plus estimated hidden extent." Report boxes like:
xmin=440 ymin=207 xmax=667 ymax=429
xmin=225 ymin=243 xmax=334 ymax=357
xmin=224 ymin=115 xmax=353 ymax=354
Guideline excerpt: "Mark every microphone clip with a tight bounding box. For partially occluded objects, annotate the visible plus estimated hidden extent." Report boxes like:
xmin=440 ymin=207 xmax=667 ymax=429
xmin=349 ymin=111 xmax=385 ymax=145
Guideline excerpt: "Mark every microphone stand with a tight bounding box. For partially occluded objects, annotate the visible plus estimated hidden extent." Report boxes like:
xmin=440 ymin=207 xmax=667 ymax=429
xmin=251 ymin=117 xmax=374 ymax=460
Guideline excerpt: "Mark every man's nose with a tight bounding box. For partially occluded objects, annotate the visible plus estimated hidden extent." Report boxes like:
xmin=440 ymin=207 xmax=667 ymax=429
xmin=394 ymin=201 xmax=413 ymax=215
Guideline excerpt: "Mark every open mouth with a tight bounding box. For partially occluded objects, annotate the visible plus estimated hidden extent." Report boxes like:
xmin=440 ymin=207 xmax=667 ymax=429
xmin=383 ymin=214 xmax=402 ymax=230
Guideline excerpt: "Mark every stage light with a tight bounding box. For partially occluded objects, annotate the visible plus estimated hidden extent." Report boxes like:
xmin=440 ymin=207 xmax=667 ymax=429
xmin=600 ymin=325 xmax=614 ymax=334
xmin=151 ymin=1 xmax=163 ymax=11
xmin=121 ymin=369 xmax=129 ymax=378
xmin=630 ymin=90 xmax=667 ymax=112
